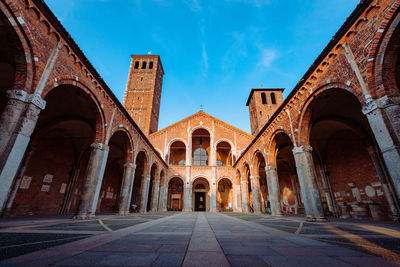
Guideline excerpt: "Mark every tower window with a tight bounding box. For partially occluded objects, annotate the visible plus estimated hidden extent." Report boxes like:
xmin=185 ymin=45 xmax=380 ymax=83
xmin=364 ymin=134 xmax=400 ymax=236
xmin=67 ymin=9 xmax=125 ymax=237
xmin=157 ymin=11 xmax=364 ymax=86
xmin=261 ymin=92 xmax=267 ymax=104
xmin=134 ymin=61 xmax=139 ymax=69
xmin=142 ymin=61 xmax=147 ymax=69
xmin=271 ymin=92 xmax=276 ymax=104
xmin=149 ymin=61 xmax=154 ymax=69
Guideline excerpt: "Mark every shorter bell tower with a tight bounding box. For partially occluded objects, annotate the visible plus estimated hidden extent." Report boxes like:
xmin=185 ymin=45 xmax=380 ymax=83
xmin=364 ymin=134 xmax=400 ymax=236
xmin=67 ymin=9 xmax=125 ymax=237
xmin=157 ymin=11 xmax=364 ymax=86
xmin=246 ymin=88 xmax=284 ymax=136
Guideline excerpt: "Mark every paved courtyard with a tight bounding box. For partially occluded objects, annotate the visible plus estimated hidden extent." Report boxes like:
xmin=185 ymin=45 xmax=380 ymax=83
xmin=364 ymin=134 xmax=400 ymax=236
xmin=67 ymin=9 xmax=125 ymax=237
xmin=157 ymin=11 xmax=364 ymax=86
xmin=0 ymin=212 xmax=399 ymax=266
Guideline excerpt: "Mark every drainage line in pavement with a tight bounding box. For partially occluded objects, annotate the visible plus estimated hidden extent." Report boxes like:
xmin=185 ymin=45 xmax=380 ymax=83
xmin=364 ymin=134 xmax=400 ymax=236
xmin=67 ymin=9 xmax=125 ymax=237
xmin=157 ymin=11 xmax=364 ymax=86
xmin=295 ymin=221 xmax=304 ymax=235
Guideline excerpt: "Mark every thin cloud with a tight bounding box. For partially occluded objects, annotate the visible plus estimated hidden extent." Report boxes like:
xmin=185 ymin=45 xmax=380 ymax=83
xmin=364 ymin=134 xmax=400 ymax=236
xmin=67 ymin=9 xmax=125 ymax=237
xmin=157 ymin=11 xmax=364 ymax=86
xmin=183 ymin=0 xmax=202 ymax=12
xmin=258 ymin=48 xmax=277 ymax=68
xmin=202 ymin=43 xmax=209 ymax=74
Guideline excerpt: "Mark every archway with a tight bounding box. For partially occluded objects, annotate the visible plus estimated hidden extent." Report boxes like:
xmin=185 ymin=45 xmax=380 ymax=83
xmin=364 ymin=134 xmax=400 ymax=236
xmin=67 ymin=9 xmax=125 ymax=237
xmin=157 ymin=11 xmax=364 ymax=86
xmin=147 ymin=163 xmax=157 ymax=212
xmin=192 ymin=177 xmax=210 ymax=211
xmin=0 ymin=10 xmax=28 ymax=115
xmin=305 ymin=88 xmax=396 ymax=220
xmin=169 ymin=140 xmax=186 ymax=166
xmin=167 ymin=177 xmax=184 ymax=211
xmin=217 ymin=178 xmax=233 ymax=211
xmin=97 ymin=131 xmax=131 ymax=213
xmin=242 ymin=163 xmax=253 ymax=212
xmin=10 ymin=84 xmax=101 ymax=216
xmin=216 ymin=141 xmax=232 ymax=166
xmin=130 ymin=151 xmax=148 ymax=212
xmin=192 ymin=129 xmax=210 ymax=166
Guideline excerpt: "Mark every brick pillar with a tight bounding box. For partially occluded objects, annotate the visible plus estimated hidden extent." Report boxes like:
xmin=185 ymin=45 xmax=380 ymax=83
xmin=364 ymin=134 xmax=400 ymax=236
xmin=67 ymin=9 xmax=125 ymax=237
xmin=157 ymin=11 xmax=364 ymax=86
xmin=240 ymin=179 xmax=250 ymax=213
xmin=293 ymin=145 xmax=326 ymax=222
xmin=118 ymin=163 xmax=135 ymax=215
xmin=139 ymin=173 xmax=151 ymax=213
xmin=0 ymin=90 xmax=46 ymax=214
xmin=265 ymin=166 xmax=283 ymax=216
xmin=363 ymin=96 xmax=400 ymax=204
xmin=249 ymin=175 xmax=262 ymax=214
xmin=150 ymin=177 xmax=160 ymax=212
xmin=76 ymin=143 xmax=109 ymax=219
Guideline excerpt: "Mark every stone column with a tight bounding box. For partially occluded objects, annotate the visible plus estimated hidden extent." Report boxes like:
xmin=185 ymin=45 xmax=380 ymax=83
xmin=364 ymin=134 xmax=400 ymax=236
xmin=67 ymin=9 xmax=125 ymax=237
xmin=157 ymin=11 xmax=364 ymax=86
xmin=233 ymin=184 xmax=242 ymax=212
xmin=249 ymin=175 xmax=262 ymax=214
xmin=118 ymin=163 xmax=135 ymax=215
xmin=293 ymin=145 xmax=326 ymax=221
xmin=158 ymin=181 xmax=167 ymax=212
xmin=210 ymin=167 xmax=217 ymax=212
xmin=0 ymin=91 xmax=46 ymax=213
xmin=241 ymin=179 xmax=250 ymax=213
xmin=150 ymin=178 xmax=160 ymax=212
xmin=367 ymin=146 xmax=400 ymax=220
xmin=290 ymin=175 xmax=301 ymax=214
xmin=363 ymin=96 xmax=400 ymax=205
xmin=139 ymin=173 xmax=151 ymax=213
xmin=265 ymin=166 xmax=283 ymax=216
xmin=76 ymin=143 xmax=109 ymax=219
xmin=184 ymin=166 xmax=192 ymax=211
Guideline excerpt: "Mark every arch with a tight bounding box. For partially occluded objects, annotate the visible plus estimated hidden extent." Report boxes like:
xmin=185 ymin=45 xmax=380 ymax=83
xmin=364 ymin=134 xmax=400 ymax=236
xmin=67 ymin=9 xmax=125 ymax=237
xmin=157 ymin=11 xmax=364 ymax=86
xmin=192 ymin=128 xmax=210 ymax=166
xmin=192 ymin=177 xmax=210 ymax=212
xmin=167 ymin=177 xmax=184 ymax=211
xmin=217 ymin=178 xmax=233 ymax=211
xmin=130 ymin=150 xmax=148 ymax=211
xmin=297 ymin=84 xmax=364 ymax=146
xmin=216 ymin=141 xmax=232 ymax=166
xmin=168 ymin=139 xmax=186 ymax=166
xmin=367 ymin=4 xmax=400 ymax=97
xmin=266 ymin=129 xmax=291 ymax=165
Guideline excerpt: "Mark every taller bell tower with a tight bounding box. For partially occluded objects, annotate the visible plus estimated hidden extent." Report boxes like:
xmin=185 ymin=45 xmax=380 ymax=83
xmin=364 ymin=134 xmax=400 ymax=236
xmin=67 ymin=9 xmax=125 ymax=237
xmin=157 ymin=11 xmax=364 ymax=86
xmin=123 ymin=55 xmax=164 ymax=135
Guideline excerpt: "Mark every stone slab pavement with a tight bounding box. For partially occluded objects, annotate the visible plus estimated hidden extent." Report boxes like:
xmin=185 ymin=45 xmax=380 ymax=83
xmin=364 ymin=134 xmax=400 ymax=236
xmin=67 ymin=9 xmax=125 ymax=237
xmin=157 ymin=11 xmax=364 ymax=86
xmin=0 ymin=212 xmax=398 ymax=266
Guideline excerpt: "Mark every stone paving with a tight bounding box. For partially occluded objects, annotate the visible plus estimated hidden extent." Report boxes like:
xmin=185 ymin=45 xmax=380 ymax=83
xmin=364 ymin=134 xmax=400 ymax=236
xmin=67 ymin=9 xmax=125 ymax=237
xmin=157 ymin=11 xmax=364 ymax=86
xmin=0 ymin=212 xmax=399 ymax=266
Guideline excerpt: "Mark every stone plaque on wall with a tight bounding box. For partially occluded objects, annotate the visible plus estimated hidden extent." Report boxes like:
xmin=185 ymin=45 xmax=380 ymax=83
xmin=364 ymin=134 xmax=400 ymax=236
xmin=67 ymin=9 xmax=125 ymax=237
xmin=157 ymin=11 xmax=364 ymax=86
xmin=41 ymin=185 xmax=50 ymax=192
xmin=20 ymin=176 xmax=32 ymax=189
xmin=43 ymin=174 xmax=54 ymax=183
xmin=60 ymin=183 xmax=67 ymax=194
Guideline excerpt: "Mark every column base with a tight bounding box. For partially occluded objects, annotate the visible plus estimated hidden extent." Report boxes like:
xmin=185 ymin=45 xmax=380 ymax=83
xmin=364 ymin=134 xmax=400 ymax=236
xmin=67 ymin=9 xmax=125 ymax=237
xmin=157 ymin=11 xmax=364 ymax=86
xmin=74 ymin=213 xmax=96 ymax=220
xmin=306 ymin=216 xmax=328 ymax=222
xmin=271 ymin=214 xmax=283 ymax=217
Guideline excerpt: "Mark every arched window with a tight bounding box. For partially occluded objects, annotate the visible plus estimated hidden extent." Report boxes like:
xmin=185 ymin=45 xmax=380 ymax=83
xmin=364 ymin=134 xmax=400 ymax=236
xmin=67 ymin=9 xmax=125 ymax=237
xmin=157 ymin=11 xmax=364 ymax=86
xmin=261 ymin=92 xmax=267 ymax=104
xmin=193 ymin=148 xmax=208 ymax=166
xmin=271 ymin=92 xmax=276 ymax=104
xmin=134 ymin=61 xmax=139 ymax=69
xmin=149 ymin=61 xmax=154 ymax=69
xmin=142 ymin=61 xmax=147 ymax=69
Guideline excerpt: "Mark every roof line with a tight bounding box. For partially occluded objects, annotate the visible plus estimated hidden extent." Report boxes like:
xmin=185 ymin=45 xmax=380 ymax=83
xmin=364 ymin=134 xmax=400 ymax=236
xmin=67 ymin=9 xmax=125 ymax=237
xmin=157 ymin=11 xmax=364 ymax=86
xmin=234 ymin=0 xmax=372 ymax=167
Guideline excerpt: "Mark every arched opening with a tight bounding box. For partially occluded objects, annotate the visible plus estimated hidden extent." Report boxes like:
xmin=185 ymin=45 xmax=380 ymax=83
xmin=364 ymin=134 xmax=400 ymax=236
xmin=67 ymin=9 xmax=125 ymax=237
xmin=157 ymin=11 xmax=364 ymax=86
xmin=147 ymin=163 xmax=157 ymax=212
xmin=0 ymin=11 xmax=27 ymax=115
xmin=167 ymin=177 xmax=184 ymax=211
xmin=217 ymin=178 xmax=233 ymax=211
xmin=253 ymin=153 xmax=268 ymax=213
xmin=216 ymin=141 xmax=232 ymax=166
xmin=142 ymin=61 xmax=147 ymax=69
xmin=10 ymin=84 xmax=100 ymax=216
xmin=134 ymin=61 xmax=139 ymax=69
xmin=261 ymin=92 xmax=267 ymax=104
xmin=192 ymin=128 xmax=210 ymax=166
xmin=271 ymin=93 xmax=276 ymax=104
xmin=273 ymin=133 xmax=302 ymax=215
xmin=97 ymin=131 xmax=131 ymax=214
xmin=306 ymin=88 xmax=394 ymax=220
xmin=381 ymin=18 xmax=400 ymax=95
xmin=169 ymin=141 xmax=186 ymax=166
xmin=149 ymin=61 xmax=154 ymax=69
xmin=192 ymin=177 xmax=210 ymax=211
xmin=131 ymin=151 xmax=147 ymax=212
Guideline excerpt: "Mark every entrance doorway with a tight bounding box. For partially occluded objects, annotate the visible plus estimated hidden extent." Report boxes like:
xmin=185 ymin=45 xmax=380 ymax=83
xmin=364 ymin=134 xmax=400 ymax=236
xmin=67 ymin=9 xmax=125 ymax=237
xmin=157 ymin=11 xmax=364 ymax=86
xmin=195 ymin=192 xmax=206 ymax=211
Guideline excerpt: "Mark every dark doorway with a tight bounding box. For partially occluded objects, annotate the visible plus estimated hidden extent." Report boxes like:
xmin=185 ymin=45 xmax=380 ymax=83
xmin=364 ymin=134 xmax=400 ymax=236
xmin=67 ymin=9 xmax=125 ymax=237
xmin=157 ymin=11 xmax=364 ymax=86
xmin=195 ymin=192 xmax=206 ymax=211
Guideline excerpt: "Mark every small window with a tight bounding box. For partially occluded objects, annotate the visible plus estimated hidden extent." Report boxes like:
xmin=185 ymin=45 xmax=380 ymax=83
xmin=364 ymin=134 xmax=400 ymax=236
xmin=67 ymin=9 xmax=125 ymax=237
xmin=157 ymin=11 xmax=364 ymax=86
xmin=134 ymin=61 xmax=139 ymax=69
xmin=260 ymin=111 xmax=262 ymax=115
xmin=142 ymin=61 xmax=147 ymax=69
xmin=149 ymin=61 xmax=154 ymax=69
xmin=271 ymin=92 xmax=276 ymax=104
xmin=261 ymin=92 xmax=267 ymax=104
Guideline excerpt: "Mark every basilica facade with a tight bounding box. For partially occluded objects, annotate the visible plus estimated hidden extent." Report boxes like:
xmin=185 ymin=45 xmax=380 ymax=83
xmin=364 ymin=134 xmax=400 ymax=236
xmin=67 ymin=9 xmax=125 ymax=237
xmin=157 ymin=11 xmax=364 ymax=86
xmin=0 ymin=0 xmax=400 ymax=222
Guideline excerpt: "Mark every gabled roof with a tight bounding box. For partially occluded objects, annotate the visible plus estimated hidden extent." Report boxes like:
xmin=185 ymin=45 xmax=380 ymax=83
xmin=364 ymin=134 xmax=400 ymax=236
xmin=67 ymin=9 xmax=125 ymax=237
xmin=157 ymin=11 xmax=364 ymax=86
xmin=246 ymin=88 xmax=285 ymax=106
xmin=149 ymin=110 xmax=253 ymax=139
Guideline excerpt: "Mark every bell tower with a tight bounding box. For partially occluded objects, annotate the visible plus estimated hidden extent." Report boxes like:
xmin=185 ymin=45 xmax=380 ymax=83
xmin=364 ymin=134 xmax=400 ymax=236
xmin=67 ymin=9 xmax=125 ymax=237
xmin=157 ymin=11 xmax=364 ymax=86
xmin=123 ymin=55 xmax=164 ymax=135
xmin=246 ymin=88 xmax=284 ymax=136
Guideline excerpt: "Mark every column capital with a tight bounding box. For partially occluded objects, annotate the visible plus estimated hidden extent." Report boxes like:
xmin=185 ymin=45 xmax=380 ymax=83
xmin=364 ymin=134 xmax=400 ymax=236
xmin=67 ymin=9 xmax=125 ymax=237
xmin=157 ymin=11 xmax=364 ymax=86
xmin=250 ymin=175 xmax=260 ymax=180
xmin=91 ymin=143 xmax=109 ymax=151
xmin=6 ymin=90 xmax=46 ymax=110
xmin=293 ymin=144 xmax=313 ymax=154
xmin=265 ymin=165 xmax=277 ymax=172
xmin=124 ymin=162 xmax=135 ymax=168
xmin=362 ymin=95 xmax=400 ymax=115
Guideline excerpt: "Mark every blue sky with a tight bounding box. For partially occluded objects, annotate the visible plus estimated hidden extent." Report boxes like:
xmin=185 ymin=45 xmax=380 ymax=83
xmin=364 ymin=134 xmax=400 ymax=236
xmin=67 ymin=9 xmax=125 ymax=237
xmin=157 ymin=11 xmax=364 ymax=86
xmin=44 ymin=0 xmax=359 ymax=133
